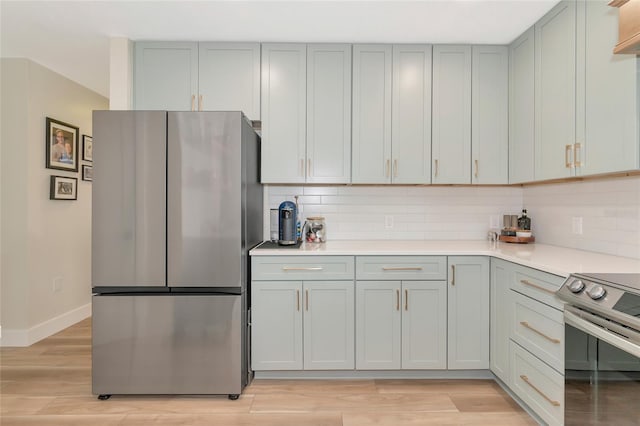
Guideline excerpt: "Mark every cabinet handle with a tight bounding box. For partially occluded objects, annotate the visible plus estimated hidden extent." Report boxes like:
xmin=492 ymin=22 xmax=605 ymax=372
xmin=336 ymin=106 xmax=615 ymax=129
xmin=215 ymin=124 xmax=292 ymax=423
xmin=282 ymin=267 xmax=323 ymax=271
xmin=191 ymin=95 xmax=196 ymax=112
xmin=306 ymin=289 xmax=309 ymax=311
xmin=299 ymin=159 xmax=304 ymax=177
xmin=405 ymin=289 xmax=408 ymax=311
xmin=386 ymin=159 xmax=390 ymax=178
xmin=520 ymin=279 xmax=555 ymax=295
xmin=393 ymin=159 xmax=398 ymax=178
xmin=520 ymin=375 xmax=561 ymax=407
xmin=451 ymin=265 xmax=455 ymax=286
xmin=434 ymin=159 xmax=439 ymax=177
xmin=574 ymin=143 xmax=582 ymax=167
xmin=198 ymin=95 xmax=203 ymax=111
xmin=308 ymin=159 xmax=311 ymax=178
xmin=396 ymin=289 xmax=400 ymax=311
xmin=474 ymin=159 xmax=479 ymax=178
xmin=296 ymin=289 xmax=300 ymax=311
xmin=520 ymin=321 xmax=561 ymax=344
xmin=565 ymin=145 xmax=573 ymax=168
xmin=382 ymin=267 xmax=423 ymax=271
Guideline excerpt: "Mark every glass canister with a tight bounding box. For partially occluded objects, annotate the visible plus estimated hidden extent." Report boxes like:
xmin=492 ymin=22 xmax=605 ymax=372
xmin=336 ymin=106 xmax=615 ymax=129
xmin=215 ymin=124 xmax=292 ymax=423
xmin=304 ymin=217 xmax=327 ymax=243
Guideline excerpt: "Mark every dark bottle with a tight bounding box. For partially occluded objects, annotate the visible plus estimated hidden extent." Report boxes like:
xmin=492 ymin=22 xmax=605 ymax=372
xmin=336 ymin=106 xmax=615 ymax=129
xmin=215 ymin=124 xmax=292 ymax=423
xmin=517 ymin=209 xmax=531 ymax=230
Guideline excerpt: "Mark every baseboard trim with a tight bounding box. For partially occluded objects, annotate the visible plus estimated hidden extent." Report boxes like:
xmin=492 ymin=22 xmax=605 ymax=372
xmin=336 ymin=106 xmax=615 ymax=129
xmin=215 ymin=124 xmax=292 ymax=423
xmin=254 ymin=369 xmax=493 ymax=380
xmin=0 ymin=303 xmax=91 ymax=347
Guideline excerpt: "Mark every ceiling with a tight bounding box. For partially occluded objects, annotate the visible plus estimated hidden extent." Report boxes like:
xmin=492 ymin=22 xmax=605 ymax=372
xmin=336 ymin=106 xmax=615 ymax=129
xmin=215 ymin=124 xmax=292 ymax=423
xmin=0 ymin=0 xmax=559 ymax=98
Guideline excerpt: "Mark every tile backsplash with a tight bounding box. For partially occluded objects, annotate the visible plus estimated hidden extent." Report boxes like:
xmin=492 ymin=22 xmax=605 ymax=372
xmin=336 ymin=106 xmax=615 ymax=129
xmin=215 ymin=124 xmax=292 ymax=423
xmin=523 ymin=175 xmax=640 ymax=260
xmin=264 ymin=174 xmax=640 ymax=260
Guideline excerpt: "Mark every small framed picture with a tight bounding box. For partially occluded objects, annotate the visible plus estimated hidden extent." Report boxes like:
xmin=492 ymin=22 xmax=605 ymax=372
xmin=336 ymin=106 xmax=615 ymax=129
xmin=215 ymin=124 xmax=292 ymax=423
xmin=82 ymin=135 xmax=93 ymax=162
xmin=50 ymin=175 xmax=78 ymax=200
xmin=82 ymin=164 xmax=93 ymax=181
xmin=46 ymin=117 xmax=79 ymax=172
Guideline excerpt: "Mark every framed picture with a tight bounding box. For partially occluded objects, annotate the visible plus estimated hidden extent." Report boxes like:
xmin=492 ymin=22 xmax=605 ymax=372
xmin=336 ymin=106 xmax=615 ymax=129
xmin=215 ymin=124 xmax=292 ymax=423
xmin=50 ymin=175 xmax=77 ymax=200
xmin=82 ymin=164 xmax=93 ymax=181
xmin=46 ymin=117 xmax=79 ymax=172
xmin=82 ymin=135 xmax=93 ymax=162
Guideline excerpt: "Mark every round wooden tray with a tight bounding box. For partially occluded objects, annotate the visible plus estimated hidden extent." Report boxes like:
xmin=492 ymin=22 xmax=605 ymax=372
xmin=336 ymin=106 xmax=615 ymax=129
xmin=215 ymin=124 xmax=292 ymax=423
xmin=499 ymin=235 xmax=535 ymax=244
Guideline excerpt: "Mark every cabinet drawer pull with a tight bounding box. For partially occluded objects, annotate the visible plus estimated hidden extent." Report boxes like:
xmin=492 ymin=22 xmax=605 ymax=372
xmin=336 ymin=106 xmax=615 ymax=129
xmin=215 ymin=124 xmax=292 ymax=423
xmin=306 ymin=289 xmax=309 ymax=311
xmin=308 ymin=159 xmax=312 ymax=177
xmin=396 ymin=289 xmax=400 ymax=311
xmin=434 ymin=159 xmax=439 ymax=177
xmin=520 ymin=279 xmax=555 ymax=295
xmin=474 ymin=159 xmax=479 ymax=178
xmin=191 ymin=95 xmax=196 ymax=112
xmin=520 ymin=375 xmax=561 ymax=407
xmin=386 ymin=159 xmax=390 ymax=178
xmin=520 ymin=321 xmax=561 ymax=344
xmin=574 ymin=143 xmax=582 ymax=167
xmin=296 ymin=289 xmax=300 ymax=311
xmin=565 ymin=144 xmax=573 ymax=168
xmin=282 ymin=267 xmax=324 ymax=271
xmin=451 ymin=265 xmax=455 ymax=286
xmin=405 ymin=289 xmax=408 ymax=311
xmin=198 ymin=94 xmax=203 ymax=111
xmin=382 ymin=267 xmax=423 ymax=271
xmin=393 ymin=159 xmax=398 ymax=177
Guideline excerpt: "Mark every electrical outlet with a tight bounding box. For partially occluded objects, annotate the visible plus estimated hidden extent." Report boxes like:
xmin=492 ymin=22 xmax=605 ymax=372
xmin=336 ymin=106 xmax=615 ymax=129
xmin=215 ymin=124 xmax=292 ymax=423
xmin=572 ymin=217 xmax=583 ymax=235
xmin=384 ymin=215 xmax=394 ymax=229
xmin=53 ymin=277 xmax=63 ymax=293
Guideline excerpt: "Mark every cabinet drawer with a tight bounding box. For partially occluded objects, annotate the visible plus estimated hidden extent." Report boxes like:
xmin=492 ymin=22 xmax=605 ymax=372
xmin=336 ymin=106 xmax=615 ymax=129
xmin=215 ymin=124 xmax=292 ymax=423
xmin=356 ymin=256 xmax=447 ymax=280
xmin=511 ymin=291 xmax=564 ymax=373
xmin=511 ymin=264 xmax=564 ymax=310
xmin=511 ymin=341 xmax=564 ymax=426
xmin=252 ymin=256 xmax=354 ymax=281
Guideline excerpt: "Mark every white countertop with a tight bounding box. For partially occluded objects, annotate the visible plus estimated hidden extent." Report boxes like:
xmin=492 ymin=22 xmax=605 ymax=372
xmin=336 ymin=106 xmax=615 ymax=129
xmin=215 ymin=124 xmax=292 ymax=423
xmin=250 ymin=240 xmax=640 ymax=277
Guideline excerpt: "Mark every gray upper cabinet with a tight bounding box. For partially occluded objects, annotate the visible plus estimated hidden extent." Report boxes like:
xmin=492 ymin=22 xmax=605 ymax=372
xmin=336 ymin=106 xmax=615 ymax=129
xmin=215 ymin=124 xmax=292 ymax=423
xmin=392 ymin=45 xmax=433 ymax=184
xmin=306 ymin=44 xmax=352 ymax=184
xmin=134 ymin=42 xmax=198 ymax=111
xmin=509 ymin=27 xmax=535 ymax=184
xmin=198 ymin=43 xmax=260 ymax=120
xmin=432 ymin=45 xmax=472 ymax=184
xmin=576 ymin=0 xmax=639 ymax=175
xmin=261 ymin=43 xmax=307 ymax=183
xmin=352 ymin=45 xmax=393 ymax=184
xmin=534 ymin=0 xmax=577 ymax=180
xmin=472 ymin=45 xmax=509 ymax=184
xmin=134 ymin=41 xmax=260 ymax=118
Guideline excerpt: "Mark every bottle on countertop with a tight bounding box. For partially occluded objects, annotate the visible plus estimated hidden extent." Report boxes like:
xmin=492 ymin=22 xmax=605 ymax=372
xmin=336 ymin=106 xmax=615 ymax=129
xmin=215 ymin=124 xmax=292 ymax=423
xmin=517 ymin=209 xmax=531 ymax=230
xmin=294 ymin=195 xmax=302 ymax=242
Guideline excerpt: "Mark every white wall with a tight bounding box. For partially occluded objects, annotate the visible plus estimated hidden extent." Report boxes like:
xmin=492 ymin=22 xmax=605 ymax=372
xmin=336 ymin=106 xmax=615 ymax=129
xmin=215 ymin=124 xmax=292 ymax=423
xmin=0 ymin=58 xmax=109 ymax=346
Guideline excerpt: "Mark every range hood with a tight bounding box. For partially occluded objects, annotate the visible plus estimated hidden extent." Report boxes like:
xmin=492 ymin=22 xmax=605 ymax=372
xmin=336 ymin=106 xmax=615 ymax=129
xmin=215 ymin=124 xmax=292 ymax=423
xmin=610 ymin=0 xmax=640 ymax=54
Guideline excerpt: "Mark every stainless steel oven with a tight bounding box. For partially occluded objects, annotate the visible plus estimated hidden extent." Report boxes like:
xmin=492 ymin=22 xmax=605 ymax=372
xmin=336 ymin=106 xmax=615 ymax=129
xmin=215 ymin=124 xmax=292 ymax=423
xmin=557 ymin=273 xmax=640 ymax=425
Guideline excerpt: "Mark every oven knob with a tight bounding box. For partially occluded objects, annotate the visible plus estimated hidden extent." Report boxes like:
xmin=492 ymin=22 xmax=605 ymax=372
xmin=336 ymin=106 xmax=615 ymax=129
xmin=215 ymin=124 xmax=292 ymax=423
xmin=568 ymin=279 xmax=585 ymax=293
xmin=587 ymin=285 xmax=606 ymax=300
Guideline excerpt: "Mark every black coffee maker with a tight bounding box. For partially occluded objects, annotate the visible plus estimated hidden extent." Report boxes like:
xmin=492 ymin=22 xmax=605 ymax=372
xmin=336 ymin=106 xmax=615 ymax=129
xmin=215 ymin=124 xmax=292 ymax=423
xmin=278 ymin=201 xmax=297 ymax=245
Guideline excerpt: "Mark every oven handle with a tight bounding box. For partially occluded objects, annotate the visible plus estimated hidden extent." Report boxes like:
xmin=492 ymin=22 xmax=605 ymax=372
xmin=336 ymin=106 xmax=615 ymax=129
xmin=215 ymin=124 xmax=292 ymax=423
xmin=564 ymin=308 xmax=640 ymax=358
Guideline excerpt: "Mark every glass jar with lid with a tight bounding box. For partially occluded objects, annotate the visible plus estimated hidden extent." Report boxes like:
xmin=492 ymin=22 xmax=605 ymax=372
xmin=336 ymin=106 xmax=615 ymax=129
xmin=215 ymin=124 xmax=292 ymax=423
xmin=304 ymin=217 xmax=327 ymax=243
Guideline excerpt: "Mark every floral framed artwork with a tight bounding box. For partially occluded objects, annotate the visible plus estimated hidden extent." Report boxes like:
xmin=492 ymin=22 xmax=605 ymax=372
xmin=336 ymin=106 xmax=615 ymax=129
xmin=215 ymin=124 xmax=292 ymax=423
xmin=82 ymin=164 xmax=93 ymax=181
xmin=46 ymin=117 xmax=79 ymax=172
xmin=50 ymin=175 xmax=78 ymax=200
xmin=82 ymin=135 xmax=93 ymax=162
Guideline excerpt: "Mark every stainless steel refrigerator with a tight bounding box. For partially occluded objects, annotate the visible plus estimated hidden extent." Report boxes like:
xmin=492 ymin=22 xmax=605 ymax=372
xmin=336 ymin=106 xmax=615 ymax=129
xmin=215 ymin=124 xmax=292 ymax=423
xmin=91 ymin=111 xmax=262 ymax=399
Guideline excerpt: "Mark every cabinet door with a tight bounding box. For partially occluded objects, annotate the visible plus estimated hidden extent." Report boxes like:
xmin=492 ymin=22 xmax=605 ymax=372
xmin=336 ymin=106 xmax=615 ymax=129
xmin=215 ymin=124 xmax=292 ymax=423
xmin=401 ymin=281 xmax=447 ymax=369
xmin=535 ymin=0 xmax=576 ymax=180
xmin=198 ymin=43 xmax=260 ymax=120
xmin=392 ymin=45 xmax=432 ymax=184
xmin=472 ymin=46 xmax=508 ymax=184
xmin=251 ymin=281 xmax=303 ymax=370
xmin=134 ymin=42 xmax=198 ymax=111
xmin=356 ymin=281 xmax=401 ymax=369
xmin=352 ymin=45 xmax=393 ymax=184
xmin=306 ymin=44 xmax=352 ymax=183
xmin=447 ymin=256 xmax=490 ymax=369
xmin=509 ymin=27 xmax=536 ymax=184
xmin=261 ymin=44 xmax=307 ymax=183
xmin=576 ymin=0 xmax=639 ymax=175
xmin=432 ymin=45 xmax=472 ymax=184
xmin=490 ymin=258 xmax=513 ymax=383
xmin=303 ymin=281 xmax=354 ymax=370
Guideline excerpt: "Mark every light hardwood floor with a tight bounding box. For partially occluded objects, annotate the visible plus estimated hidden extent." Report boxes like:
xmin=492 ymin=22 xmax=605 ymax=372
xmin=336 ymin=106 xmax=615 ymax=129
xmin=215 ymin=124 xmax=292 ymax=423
xmin=1 ymin=318 xmax=536 ymax=425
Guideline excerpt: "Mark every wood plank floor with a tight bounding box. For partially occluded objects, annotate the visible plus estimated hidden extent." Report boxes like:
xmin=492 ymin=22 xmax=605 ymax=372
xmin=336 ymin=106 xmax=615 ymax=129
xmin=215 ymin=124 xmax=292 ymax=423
xmin=1 ymin=318 xmax=536 ymax=425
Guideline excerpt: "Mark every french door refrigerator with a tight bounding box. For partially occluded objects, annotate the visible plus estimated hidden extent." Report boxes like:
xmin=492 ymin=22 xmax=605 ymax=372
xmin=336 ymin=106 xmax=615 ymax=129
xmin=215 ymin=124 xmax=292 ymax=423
xmin=91 ymin=111 xmax=262 ymax=399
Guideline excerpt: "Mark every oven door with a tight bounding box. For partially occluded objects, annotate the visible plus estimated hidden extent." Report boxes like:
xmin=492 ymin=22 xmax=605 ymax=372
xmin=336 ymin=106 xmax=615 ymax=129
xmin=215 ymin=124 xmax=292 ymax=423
xmin=564 ymin=308 xmax=640 ymax=425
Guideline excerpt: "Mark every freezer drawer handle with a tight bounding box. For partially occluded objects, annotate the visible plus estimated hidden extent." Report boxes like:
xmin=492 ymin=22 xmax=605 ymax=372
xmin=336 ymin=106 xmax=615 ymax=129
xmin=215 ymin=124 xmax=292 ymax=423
xmin=282 ymin=267 xmax=324 ymax=272
xmin=520 ymin=279 xmax=555 ymax=295
xmin=382 ymin=267 xmax=423 ymax=271
xmin=519 ymin=321 xmax=561 ymax=344
xmin=520 ymin=375 xmax=560 ymax=407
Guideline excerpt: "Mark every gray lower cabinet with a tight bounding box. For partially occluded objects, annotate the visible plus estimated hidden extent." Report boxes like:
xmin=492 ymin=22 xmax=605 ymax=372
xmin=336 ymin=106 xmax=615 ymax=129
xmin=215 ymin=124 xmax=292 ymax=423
xmin=490 ymin=258 xmax=512 ymax=384
xmin=447 ymin=256 xmax=490 ymax=369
